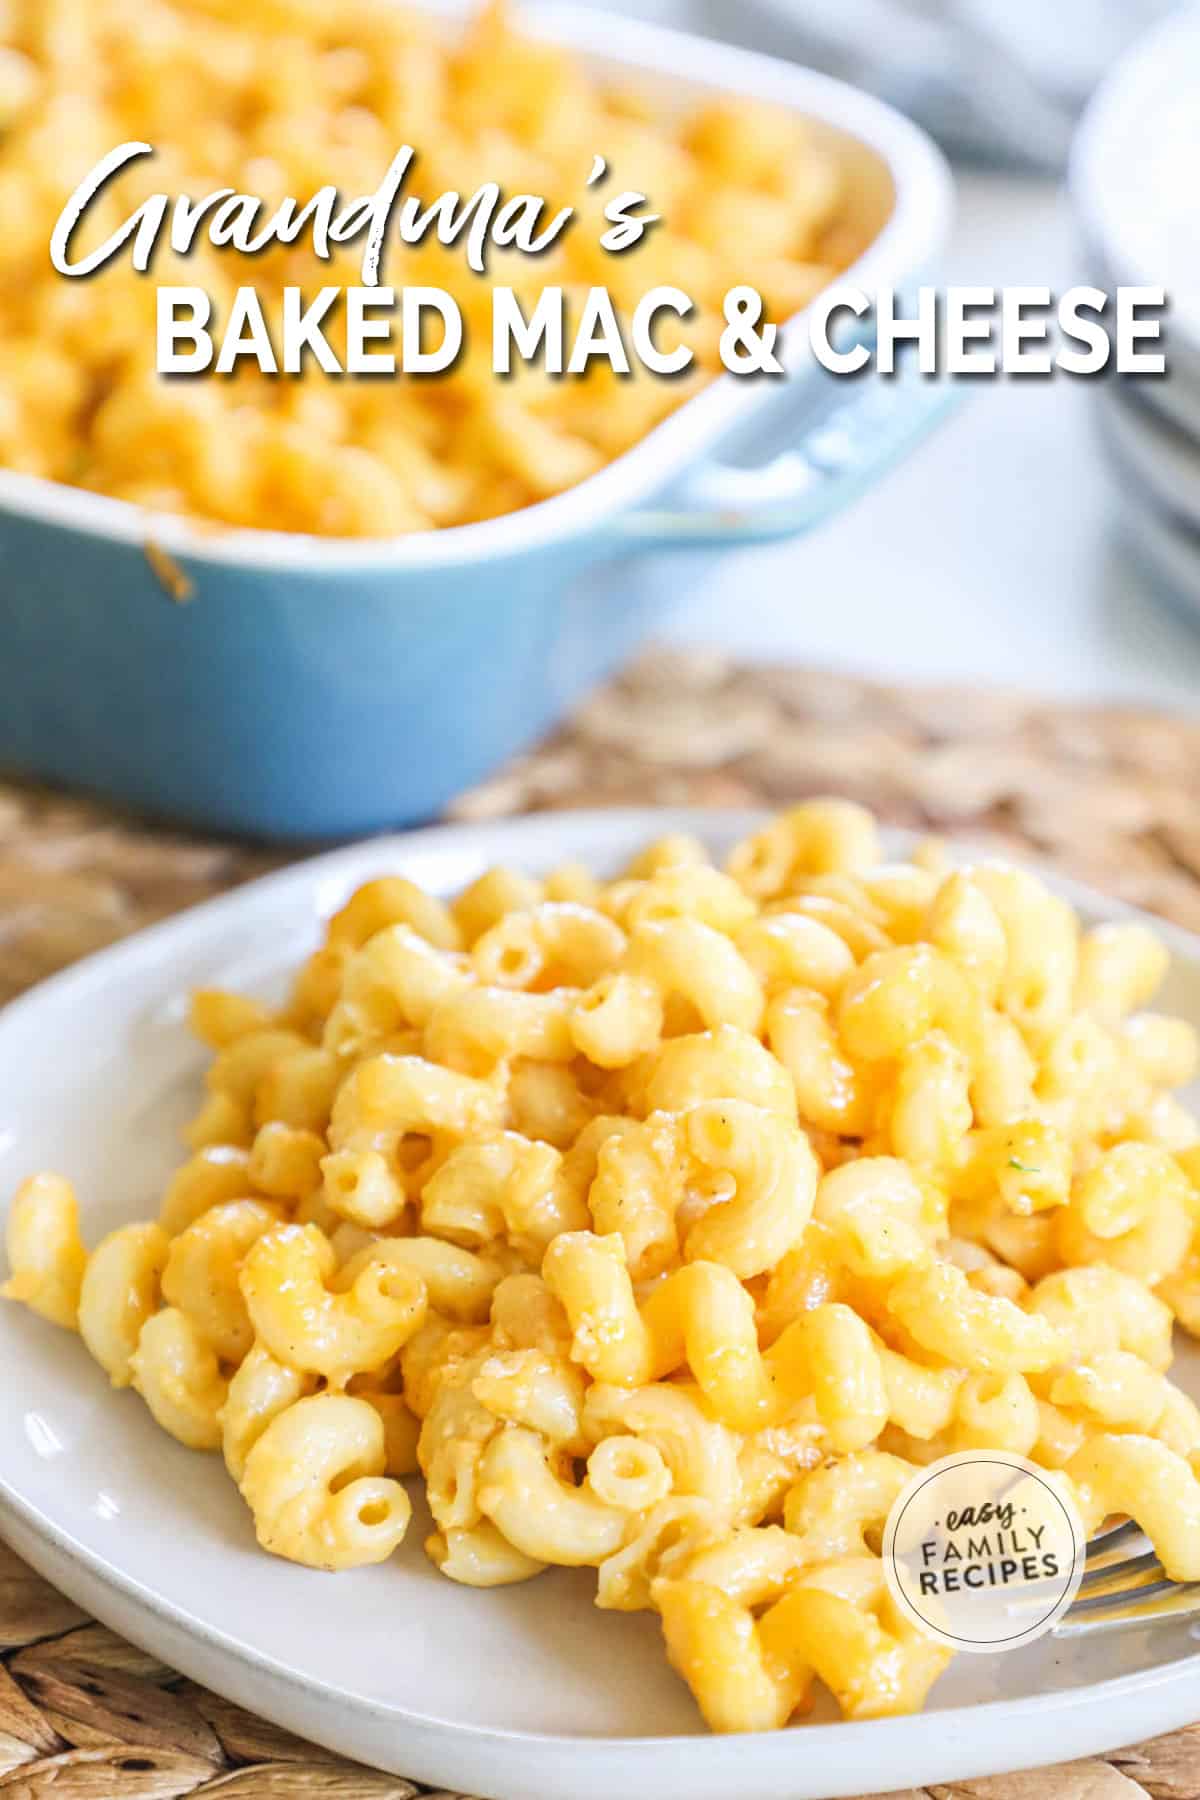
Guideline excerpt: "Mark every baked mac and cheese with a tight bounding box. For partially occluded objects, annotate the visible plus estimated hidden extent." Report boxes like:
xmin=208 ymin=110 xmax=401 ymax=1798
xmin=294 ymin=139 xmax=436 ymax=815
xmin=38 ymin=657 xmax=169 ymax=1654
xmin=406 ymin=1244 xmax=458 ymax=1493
xmin=9 ymin=801 xmax=1200 ymax=1732
xmin=0 ymin=0 xmax=868 ymax=536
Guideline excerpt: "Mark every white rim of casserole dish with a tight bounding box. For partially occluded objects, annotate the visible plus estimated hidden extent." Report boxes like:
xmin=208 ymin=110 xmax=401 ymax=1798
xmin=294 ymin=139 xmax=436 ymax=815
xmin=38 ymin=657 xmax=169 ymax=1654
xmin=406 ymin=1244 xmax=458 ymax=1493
xmin=0 ymin=1 xmax=952 ymax=573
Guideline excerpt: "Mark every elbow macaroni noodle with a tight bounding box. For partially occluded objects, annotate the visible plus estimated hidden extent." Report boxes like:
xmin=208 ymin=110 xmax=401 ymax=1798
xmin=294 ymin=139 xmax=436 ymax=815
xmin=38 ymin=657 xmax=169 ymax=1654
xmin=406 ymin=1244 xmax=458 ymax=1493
xmin=9 ymin=800 xmax=1200 ymax=1732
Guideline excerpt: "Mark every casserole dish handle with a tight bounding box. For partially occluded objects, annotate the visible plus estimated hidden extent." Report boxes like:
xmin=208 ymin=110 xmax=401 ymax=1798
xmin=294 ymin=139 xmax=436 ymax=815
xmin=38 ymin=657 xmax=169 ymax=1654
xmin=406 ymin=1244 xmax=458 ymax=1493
xmin=612 ymin=358 xmax=954 ymax=550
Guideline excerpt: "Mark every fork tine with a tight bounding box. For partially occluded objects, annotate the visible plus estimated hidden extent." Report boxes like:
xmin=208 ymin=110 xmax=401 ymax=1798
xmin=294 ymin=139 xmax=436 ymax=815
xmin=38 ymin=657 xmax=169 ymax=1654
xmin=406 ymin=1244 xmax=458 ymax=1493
xmin=1048 ymin=1515 xmax=1200 ymax=1638
xmin=1079 ymin=1547 xmax=1163 ymax=1592
xmin=1084 ymin=1519 xmax=1143 ymax=1561
xmin=1070 ymin=1575 xmax=1177 ymax=1614
xmin=1055 ymin=1581 xmax=1200 ymax=1638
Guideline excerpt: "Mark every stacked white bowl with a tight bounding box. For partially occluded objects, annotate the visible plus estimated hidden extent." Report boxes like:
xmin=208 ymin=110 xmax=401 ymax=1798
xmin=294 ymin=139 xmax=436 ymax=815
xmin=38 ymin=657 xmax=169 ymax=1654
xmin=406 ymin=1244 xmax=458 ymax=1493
xmin=1071 ymin=5 xmax=1200 ymax=616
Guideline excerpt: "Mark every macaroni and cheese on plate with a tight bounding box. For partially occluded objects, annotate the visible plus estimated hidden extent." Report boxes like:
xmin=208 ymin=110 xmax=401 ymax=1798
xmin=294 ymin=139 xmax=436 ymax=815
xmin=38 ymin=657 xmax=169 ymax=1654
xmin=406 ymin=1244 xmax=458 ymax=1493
xmin=7 ymin=801 xmax=1200 ymax=1754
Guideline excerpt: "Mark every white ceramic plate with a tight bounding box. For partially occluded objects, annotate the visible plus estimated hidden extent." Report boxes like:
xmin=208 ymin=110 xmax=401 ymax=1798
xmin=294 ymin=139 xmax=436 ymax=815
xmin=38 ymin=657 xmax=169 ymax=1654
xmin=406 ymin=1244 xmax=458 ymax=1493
xmin=1115 ymin=479 xmax=1200 ymax=628
xmin=1071 ymin=5 xmax=1200 ymax=438
xmin=1071 ymin=4 xmax=1200 ymax=337
xmin=3 ymin=809 xmax=1200 ymax=1800
xmin=1096 ymin=382 xmax=1200 ymax=535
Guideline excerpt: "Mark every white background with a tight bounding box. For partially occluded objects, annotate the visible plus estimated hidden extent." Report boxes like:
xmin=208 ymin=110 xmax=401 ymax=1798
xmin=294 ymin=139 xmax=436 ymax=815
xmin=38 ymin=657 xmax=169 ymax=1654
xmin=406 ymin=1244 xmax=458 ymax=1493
xmin=588 ymin=1 xmax=1200 ymax=709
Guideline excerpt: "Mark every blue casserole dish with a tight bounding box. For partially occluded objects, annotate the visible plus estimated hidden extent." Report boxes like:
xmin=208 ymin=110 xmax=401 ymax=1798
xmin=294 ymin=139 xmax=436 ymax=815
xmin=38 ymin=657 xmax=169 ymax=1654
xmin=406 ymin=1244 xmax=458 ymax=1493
xmin=0 ymin=4 xmax=952 ymax=840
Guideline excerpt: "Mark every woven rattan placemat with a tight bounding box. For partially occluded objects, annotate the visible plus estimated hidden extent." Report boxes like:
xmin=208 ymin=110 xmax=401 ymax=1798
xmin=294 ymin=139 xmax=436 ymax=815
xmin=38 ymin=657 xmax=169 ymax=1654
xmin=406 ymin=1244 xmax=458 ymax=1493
xmin=3 ymin=648 xmax=1200 ymax=1799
